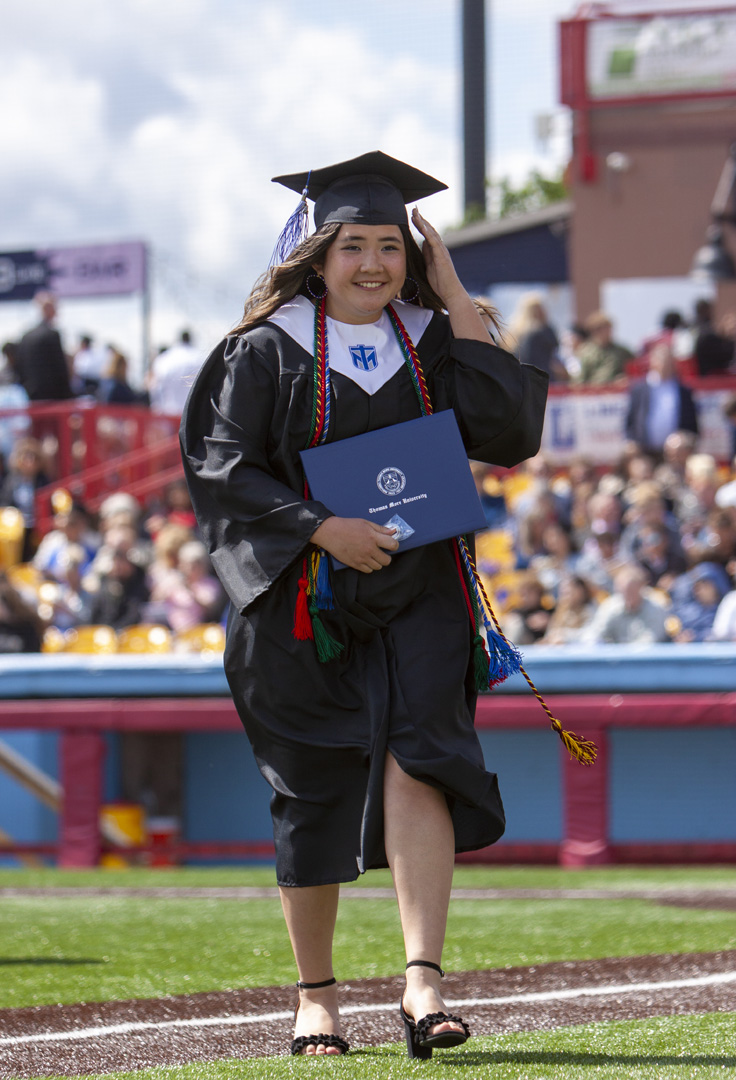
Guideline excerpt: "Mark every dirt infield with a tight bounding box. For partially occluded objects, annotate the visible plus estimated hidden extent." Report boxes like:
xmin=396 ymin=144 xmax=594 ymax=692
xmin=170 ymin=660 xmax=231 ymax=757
xmin=1 ymin=950 xmax=735 ymax=1077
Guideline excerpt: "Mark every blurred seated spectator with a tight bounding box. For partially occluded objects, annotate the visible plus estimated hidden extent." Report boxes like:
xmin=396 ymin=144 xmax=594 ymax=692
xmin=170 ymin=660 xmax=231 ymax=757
xmin=33 ymin=493 xmax=99 ymax=582
xmin=143 ymin=478 xmax=198 ymax=538
xmin=507 ymin=292 xmax=569 ymax=382
xmin=540 ymin=575 xmax=597 ymax=645
xmin=668 ymin=561 xmax=731 ymax=643
xmin=624 ymin=342 xmax=698 ymax=458
xmin=88 ymin=542 xmax=150 ymax=629
xmin=72 ymin=335 xmax=109 ymax=395
xmin=0 ymin=571 xmax=42 ymax=652
xmin=654 ymin=430 xmax=698 ymax=510
xmin=715 ymin=454 xmax=736 ymax=512
xmin=97 ymin=348 xmax=149 ymax=405
xmin=583 ymin=564 xmax=670 ymax=644
xmin=574 ymin=311 xmax=633 ymax=385
xmin=575 ymin=522 xmax=627 ymax=595
xmin=723 ymin=394 xmax=736 ymax=460
xmin=619 ymin=481 xmax=683 ymax=568
xmin=0 ymin=437 xmax=50 ymax=560
xmin=143 ymin=540 xmax=224 ymax=632
xmin=683 ymin=508 xmax=736 ymax=572
xmin=0 ymin=342 xmax=31 ymax=475
xmin=528 ymin=521 xmax=579 ymax=600
xmin=692 ymin=299 xmax=735 ymax=377
xmin=471 ymin=463 xmax=508 ymax=530
xmin=146 ymin=522 xmax=193 ymax=594
xmin=678 ymin=453 xmax=722 ymax=549
xmin=42 ymin=543 xmax=94 ymax=631
xmin=634 ymin=524 xmax=686 ymax=591
xmin=710 ymin=585 xmax=736 ymax=641
xmin=16 ymin=292 xmax=73 ymax=401
xmin=500 ymin=571 xmax=554 ymax=644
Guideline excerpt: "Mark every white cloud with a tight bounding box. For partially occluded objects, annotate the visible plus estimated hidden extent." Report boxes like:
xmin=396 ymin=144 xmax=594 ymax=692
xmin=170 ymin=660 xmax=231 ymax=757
xmin=0 ymin=0 xmax=568 ymax=369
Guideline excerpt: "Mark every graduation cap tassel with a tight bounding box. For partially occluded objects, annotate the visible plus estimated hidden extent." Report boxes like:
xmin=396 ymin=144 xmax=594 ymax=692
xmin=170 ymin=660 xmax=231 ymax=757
xmin=269 ymin=179 xmax=311 ymax=268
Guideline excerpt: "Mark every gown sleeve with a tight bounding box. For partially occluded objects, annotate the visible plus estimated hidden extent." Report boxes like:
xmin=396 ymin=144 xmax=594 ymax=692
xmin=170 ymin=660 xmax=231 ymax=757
xmin=180 ymin=333 xmax=333 ymax=614
xmin=420 ymin=314 xmax=549 ymax=468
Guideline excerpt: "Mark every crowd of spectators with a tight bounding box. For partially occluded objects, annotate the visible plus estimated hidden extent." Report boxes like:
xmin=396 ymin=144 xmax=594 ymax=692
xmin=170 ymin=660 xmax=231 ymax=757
xmin=0 ymin=478 xmax=227 ymax=654
xmin=474 ymin=434 xmax=736 ymax=648
xmin=0 ymin=288 xmax=735 ymax=654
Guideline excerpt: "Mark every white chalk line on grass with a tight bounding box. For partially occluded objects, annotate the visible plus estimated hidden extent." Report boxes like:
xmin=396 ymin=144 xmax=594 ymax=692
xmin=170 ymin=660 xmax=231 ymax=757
xmin=2 ymin=971 xmax=736 ymax=1047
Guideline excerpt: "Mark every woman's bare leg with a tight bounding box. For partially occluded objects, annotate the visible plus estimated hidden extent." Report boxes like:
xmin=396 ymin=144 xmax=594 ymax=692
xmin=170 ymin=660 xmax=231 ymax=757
xmin=383 ymin=752 xmax=465 ymax=1036
xmin=279 ymin=883 xmax=343 ymax=1055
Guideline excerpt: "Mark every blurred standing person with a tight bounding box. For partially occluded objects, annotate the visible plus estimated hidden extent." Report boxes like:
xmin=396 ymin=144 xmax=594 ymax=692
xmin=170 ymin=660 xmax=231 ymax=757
xmin=16 ymin=292 xmax=73 ymax=401
xmin=557 ymin=323 xmax=589 ymax=380
xmin=72 ymin=335 xmax=109 ymax=395
xmin=508 ymin=293 xmax=568 ymax=382
xmin=148 ymin=330 xmax=202 ymax=415
xmin=692 ymin=299 xmax=735 ymax=377
xmin=624 ymin=341 xmax=698 ymax=457
xmin=574 ymin=311 xmax=632 ymax=385
xmin=0 ymin=343 xmax=30 ymax=474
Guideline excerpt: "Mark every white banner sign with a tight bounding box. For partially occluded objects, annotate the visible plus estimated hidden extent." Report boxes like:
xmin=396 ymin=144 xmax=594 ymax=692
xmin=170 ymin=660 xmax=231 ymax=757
xmin=588 ymin=12 xmax=736 ymax=100
xmin=541 ymin=386 xmax=733 ymax=464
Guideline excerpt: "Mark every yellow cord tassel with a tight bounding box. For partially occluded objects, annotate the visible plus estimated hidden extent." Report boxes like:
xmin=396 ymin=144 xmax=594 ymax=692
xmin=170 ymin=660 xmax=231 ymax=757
xmin=472 ymin=563 xmax=598 ymax=767
xmin=517 ymin=661 xmax=597 ymax=766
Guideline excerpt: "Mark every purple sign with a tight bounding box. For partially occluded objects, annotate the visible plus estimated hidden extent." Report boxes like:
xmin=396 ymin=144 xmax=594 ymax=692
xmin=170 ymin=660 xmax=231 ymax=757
xmin=42 ymin=241 xmax=147 ymax=297
xmin=0 ymin=241 xmax=147 ymax=301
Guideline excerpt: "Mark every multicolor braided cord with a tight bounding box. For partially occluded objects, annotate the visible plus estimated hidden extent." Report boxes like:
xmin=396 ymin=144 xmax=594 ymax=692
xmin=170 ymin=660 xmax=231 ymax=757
xmin=293 ymin=297 xmax=596 ymax=766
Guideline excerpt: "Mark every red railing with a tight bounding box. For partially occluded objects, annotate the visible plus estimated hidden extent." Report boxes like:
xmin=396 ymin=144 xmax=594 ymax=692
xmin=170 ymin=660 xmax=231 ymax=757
xmin=0 ymin=402 xmax=184 ymax=534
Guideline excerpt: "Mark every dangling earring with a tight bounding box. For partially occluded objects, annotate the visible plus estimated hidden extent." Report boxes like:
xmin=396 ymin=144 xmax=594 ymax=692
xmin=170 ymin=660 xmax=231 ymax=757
xmin=401 ymin=276 xmax=420 ymax=302
xmin=305 ymin=273 xmax=328 ymax=299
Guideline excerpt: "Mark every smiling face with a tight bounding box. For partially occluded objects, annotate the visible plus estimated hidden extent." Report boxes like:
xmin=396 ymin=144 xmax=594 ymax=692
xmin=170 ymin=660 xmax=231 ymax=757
xmin=313 ymin=223 xmax=407 ymax=324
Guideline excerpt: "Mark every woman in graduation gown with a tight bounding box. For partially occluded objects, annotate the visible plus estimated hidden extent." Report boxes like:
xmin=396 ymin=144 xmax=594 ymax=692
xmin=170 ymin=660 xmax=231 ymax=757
xmin=180 ymin=152 xmax=549 ymax=1058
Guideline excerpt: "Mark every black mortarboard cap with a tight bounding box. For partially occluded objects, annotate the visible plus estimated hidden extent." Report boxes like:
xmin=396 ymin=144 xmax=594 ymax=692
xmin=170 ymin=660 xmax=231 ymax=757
xmin=272 ymin=151 xmax=447 ymax=230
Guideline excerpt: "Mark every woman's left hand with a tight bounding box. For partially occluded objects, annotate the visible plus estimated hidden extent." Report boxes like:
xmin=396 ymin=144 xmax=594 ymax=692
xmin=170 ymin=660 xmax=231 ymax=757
xmin=411 ymin=208 xmax=466 ymax=308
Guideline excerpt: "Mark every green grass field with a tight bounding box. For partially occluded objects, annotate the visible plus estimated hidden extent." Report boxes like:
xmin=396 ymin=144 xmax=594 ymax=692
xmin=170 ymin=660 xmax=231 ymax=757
xmin=2 ymin=865 xmax=735 ymax=1079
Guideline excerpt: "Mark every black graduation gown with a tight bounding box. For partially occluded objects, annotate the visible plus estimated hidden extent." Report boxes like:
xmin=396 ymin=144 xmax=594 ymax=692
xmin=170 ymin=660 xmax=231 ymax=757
xmin=180 ymin=302 xmax=548 ymax=887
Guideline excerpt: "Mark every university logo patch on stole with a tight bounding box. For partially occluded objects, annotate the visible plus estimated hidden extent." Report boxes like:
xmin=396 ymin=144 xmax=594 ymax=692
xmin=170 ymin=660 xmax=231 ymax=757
xmin=349 ymin=344 xmax=378 ymax=372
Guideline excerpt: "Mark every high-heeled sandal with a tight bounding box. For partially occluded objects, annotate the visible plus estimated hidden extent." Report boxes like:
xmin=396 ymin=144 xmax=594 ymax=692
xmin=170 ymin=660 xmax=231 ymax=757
xmin=400 ymin=960 xmax=471 ymax=1059
xmin=290 ymin=976 xmax=350 ymax=1056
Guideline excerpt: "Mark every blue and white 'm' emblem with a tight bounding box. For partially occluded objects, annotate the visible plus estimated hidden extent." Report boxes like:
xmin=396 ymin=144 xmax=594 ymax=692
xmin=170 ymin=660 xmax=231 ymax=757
xmin=349 ymin=344 xmax=378 ymax=372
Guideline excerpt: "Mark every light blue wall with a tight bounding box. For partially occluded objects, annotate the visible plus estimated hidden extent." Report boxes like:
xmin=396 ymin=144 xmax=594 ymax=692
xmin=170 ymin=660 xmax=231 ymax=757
xmin=478 ymin=729 xmax=562 ymax=842
xmin=184 ymin=732 xmax=273 ymax=847
xmin=0 ymin=731 xmax=58 ymax=865
xmin=609 ymin=727 xmax=736 ymax=841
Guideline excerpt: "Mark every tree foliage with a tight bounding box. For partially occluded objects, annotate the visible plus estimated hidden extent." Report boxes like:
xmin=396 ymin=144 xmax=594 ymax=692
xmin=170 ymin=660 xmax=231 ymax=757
xmin=495 ymin=168 xmax=567 ymax=219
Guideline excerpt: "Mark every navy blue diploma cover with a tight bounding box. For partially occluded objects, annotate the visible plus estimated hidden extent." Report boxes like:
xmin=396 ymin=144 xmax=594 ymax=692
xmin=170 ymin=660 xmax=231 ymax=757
xmin=299 ymin=410 xmax=487 ymax=564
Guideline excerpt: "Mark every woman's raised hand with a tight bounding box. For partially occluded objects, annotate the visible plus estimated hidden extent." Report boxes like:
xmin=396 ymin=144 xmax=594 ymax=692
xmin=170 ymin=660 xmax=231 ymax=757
xmin=411 ymin=208 xmax=466 ymax=307
xmin=411 ymin=207 xmax=494 ymax=344
xmin=311 ymin=517 xmax=399 ymax=574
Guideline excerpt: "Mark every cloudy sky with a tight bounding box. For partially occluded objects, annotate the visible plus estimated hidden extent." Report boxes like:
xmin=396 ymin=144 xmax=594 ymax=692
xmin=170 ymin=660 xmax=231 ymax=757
xmin=1 ymin=0 xmax=576 ymax=377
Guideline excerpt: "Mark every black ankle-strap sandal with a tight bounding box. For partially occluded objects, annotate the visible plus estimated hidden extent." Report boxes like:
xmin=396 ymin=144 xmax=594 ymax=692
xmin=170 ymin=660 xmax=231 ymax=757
xmin=290 ymin=976 xmax=350 ymax=1056
xmin=400 ymin=960 xmax=471 ymax=1060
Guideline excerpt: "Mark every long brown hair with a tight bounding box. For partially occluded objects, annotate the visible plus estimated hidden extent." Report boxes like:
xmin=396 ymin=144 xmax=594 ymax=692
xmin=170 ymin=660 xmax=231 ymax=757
xmin=232 ymin=223 xmax=447 ymax=335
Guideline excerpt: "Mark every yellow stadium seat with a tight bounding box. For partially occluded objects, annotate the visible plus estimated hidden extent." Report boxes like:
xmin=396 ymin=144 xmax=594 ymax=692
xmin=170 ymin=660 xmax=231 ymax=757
xmin=41 ymin=626 xmax=67 ymax=653
xmin=486 ymin=570 xmax=528 ymax=613
xmin=64 ymin=625 xmax=118 ymax=654
xmin=6 ymin=562 xmax=43 ymax=593
xmin=475 ymin=529 xmax=516 ymax=572
xmin=0 ymin=508 xmax=26 ymax=570
xmin=174 ymin=623 xmax=226 ymax=655
xmin=117 ymin=624 xmax=172 ymax=654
